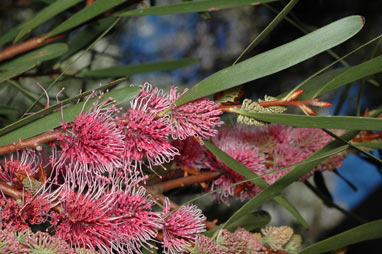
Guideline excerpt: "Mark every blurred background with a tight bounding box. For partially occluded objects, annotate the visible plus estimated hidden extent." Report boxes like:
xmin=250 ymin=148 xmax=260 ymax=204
xmin=0 ymin=0 xmax=381 ymax=252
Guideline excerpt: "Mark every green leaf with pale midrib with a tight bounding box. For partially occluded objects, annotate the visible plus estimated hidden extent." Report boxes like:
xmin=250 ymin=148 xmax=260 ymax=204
xmin=0 ymin=86 xmax=139 ymax=146
xmin=204 ymin=140 xmax=309 ymax=229
xmin=116 ymin=0 xmax=277 ymax=17
xmin=176 ymin=15 xmax=364 ymax=106
xmin=79 ymin=58 xmax=200 ymax=78
xmin=14 ymin=0 xmax=82 ymax=42
xmin=234 ymin=111 xmax=382 ymax=131
xmin=299 ymin=220 xmax=382 ymax=254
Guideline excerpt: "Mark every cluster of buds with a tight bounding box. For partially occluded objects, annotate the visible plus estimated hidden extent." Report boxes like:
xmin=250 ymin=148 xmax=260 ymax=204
xmin=191 ymin=226 xmax=302 ymax=254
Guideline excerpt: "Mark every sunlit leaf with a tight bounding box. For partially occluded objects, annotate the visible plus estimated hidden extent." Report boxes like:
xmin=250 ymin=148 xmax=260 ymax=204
xmin=176 ymin=16 xmax=364 ymax=106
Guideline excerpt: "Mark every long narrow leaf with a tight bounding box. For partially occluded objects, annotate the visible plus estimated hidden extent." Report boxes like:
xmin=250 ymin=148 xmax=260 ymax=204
xmin=300 ymin=220 xmax=382 ymax=254
xmin=117 ymin=0 xmax=277 ymax=17
xmin=79 ymin=58 xmax=200 ymax=78
xmin=176 ymin=16 xmax=364 ymax=106
xmin=233 ymin=111 xmax=382 ymax=131
xmin=15 ymin=0 xmax=82 ymax=42
xmin=45 ymin=0 xmax=127 ymax=38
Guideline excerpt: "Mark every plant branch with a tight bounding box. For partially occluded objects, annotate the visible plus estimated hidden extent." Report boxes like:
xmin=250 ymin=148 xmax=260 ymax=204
xmin=0 ymin=33 xmax=65 ymax=62
xmin=0 ymin=130 xmax=63 ymax=155
xmin=146 ymin=171 xmax=222 ymax=194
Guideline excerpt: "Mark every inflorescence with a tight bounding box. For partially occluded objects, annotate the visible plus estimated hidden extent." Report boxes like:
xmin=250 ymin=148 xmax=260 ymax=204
xmin=0 ymin=82 xmax=379 ymax=253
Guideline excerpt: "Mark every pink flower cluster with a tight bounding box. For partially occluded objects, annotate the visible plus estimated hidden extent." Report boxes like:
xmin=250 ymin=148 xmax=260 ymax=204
xmin=174 ymin=124 xmax=346 ymax=203
xmin=55 ymin=83 xmax=223 ymax=179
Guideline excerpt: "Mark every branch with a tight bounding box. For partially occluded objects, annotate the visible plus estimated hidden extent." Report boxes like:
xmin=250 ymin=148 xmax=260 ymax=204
xmin=146 ymin=171 xmax=222 ymax=193
xmin=0 ymin=33 xmax=65 ymax=62
xmin=0 ymin=130 xmax=62 ymax=155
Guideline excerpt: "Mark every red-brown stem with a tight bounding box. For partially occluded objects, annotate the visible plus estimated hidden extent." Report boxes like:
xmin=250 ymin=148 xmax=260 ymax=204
xmin=147 ymin=171 xmax=222 ymax=193
xmin=0 ymin=182 xmax=23 ymax=200
xmin=0 ymin=33 xmax=65 ymax=62
xmin=145 ymin=168 xmax=184 ymax=186
xmin=0 ymin=130 xmax=63 ymax=155
xmin=86 ymin=0 xmax=96 ymax=6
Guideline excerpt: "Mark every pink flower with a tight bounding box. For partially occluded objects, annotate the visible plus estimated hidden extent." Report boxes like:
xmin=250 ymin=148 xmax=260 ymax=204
xmin=0 ymin=150 xmax=41 ymax=187
xmin=122 ymin=89 xmax=178 ymax=174
xmin=169 ymin=86 xmax=223 ymax=141
xmin=56 ymin=96 xmax=125 ymax=180
xmin=53 ymin=177 xmax=161 ymax=253
xmin=162 ymin=199 xmax=206 ymax=254
xmin=172 ymin=137 xmax=206 ymax=169
xmin=208 ymin=126 xmax=267 ymax=203
xmin=0 ymin=229 xmax=27 ymax=253
xmin=21 ymin=230 xmax=75 ymax=254
xmin=132 ymin=82 xmax=170 ymax=114
xmin=0 ymin=192 xmax=51 ymax=232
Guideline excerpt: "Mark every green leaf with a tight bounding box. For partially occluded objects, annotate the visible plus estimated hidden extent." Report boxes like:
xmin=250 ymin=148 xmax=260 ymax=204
xmin=233 ymin=111 xmax=382 ymax=131
xmin=0 ymin=26 xmax=22 ymax=47
xmin=0 ymin=78 xmax=129 ymax=138
xmin=59 ymin=17 xmax=117 ymax=62
xmin=116 ymin=0 xmax=277 ymax=17
xmin=45 ymin=0 xmax=128 ymax=38
xmin=14 ymin=0 xmax=82 ymax=42
xmin=79 ymin=58 xmax=200 ymax=78
xmin=223 ymin=130 xmax=359 ymax=228
xmin=0 ymin=105 xmax=18 ymax=116
xmin=355 ymin=141 xmax=382 ymax=149
xmin=277 ymin=67 xmax=349 ymax=100
xmin=0 ymin=43 xmax=68 ymax=70
xmin=312 ymin=55 xmax=382 ymax=97
xmin=204 ymin=140 xmax=309 ymax=229
xmin=300 ymin=220 xmax=382 ymax=254
xmin=0 ymin=64 xmax=36 ymax=84
xmin=204 ymin=211 xmax=271 ymax=237
xmin=0 ymin=86 xmax=139 ymax=146
xmin=176 ymin=15 xmax=364 ymax=106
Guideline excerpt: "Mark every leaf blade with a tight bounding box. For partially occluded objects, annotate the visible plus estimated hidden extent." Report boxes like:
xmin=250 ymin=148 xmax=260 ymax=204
xmin=176 ymin=16 xmax=365 ymax=106
xmin=117 ymin=0 xmax=277 ymax=17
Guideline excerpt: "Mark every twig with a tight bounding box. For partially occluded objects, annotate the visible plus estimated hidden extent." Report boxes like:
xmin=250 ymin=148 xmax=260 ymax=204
xmin=146 ymin=171 xmax=222 ymax=193
xmin=0 ymin=130 xmax=63 ymax=155
xmin=0 ymin=33 xmax=65 ymax=62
